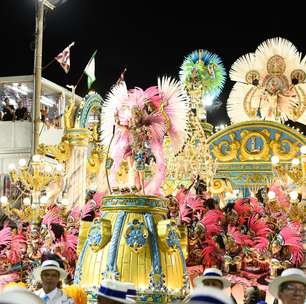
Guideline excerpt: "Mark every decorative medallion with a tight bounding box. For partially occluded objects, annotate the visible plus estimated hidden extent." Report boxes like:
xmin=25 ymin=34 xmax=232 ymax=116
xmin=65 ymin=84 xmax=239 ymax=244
xmin=149 ymin=271 xmax=167 ymax=291
xmin=269 ymin=133 xmax=300 ymax=160
xmin=263 ymin=75 xmax=289 ymax=94
xmin=125 ymin=219 xmax=148 ymax=253
xmin=240 ymin=131 xmax=270 ymax=161
xmin=88 ymin=218 xmax=112 ymax=252
xmin=212 ymin=133 xmax=240 ymax=162
xmin=291 ymin=69 xmax=306 ymax=83
xmin=245 ymin=70 xmax=260 ymax=84
xmin=267 ymin=55 xmax=286 ymax=75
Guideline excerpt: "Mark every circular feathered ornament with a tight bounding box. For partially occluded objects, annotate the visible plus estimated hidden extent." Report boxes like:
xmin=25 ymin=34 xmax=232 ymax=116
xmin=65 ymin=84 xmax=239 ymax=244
xmin=179 ymin=49 xmax=226 ymax=102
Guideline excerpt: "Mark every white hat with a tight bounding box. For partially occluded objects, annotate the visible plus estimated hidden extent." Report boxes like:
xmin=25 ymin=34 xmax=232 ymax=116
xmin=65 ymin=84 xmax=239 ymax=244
xmin=0 ymin=286 xmax=45 ymax=304
xmin=122 ymin=282 xmax=137 ymax=299
xmin=33 ymin=260 xmax=67 ymax=282
xmin=194 ymin=268 xmax=231 ymax=289
xmin=189 ymin=286 xmax=234 ymax=304
xmin=269 ymin=268 xmax=306 ymax=298
xmin=97 ymin=279 xmax=136 ymax=303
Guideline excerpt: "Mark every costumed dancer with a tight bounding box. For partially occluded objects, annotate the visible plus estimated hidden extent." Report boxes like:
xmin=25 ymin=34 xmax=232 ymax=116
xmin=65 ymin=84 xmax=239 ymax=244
xmin=101 ymin=77 xmax=188 ymax=195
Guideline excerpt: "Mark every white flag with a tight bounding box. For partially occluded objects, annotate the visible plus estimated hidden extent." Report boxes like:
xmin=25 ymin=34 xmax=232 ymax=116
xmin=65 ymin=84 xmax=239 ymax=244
xmin=84 ymin=50 xmax=97 ymax=88
xmin=55 ymin=42 xmax=75 ymax=73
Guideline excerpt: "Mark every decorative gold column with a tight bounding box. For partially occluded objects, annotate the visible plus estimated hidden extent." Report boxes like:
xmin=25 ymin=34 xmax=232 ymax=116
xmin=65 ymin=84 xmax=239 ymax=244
xmin=63 ymin=128 xmax=89 ymax=206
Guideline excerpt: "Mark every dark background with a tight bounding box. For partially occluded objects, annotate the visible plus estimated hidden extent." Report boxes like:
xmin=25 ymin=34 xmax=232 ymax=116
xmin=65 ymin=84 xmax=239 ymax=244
xmin=1 ymin=0 xmax=305 ymax=132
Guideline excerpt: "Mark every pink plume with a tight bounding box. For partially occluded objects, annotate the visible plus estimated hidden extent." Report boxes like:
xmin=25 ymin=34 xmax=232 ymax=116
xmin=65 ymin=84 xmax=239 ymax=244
xmin=202 ymin=239 xmax=220 ymax=267
xmin=93 ymin=192 xmax=105 ymax=206
xmin=269 ymin=182 xmax=290 ymax=209
xmin=279 ymin=227 xmax=303 ymax=265
xmin=0 ymin=227 xmax=12 ymax=247
xmin=248 ymin=197 xmax=263 ymax=214
xmin=178 ymin=201 xmax=192 ymax=224
xmin=7 ymin=232 xmax=27 ymax=264
xmin=253 ymin=236 xmax=269 ymax=252
xmin=42 ymin=210 xmax=63 ymax=227
xmin=234 ymin=198 xmax=252 ymax=216
xmin=69 ymin=206 xmax=81 ymax=220
xmin=186 ymin=196 xmax=205 ymax=211
xmin=199 ymin=210 xmax=224 ymax=236
xmin=249 ymin=216 xmax=270 ymax=237
xmin=227 ymin=225 xmax=251 ymax=246
xmin=81 ymin=202 xmax=94 ymax=219
xmin=175 ymin=188 xmax=188 ymax=204
xmin=61 ymin=232 xmax=78 ymax=262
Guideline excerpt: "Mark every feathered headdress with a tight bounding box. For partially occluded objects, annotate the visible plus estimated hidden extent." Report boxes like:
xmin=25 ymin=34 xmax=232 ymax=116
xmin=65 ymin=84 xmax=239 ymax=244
xmin=275 ymin=226 xmax=303 ymax=265
xmin=185 ymin=195 xmax=206 ymax=220
xmin=199 ymin=210 xmax=224 ymax=237
xmin=42 ymin=209 xmax=64 ymax=228
xmin=248 ymin=216 xmax=270 ymax=252
xmin=60 ymin=231 xmax=78 ymax=263
xmin=201 ymin=238 xmax=223 ymax=267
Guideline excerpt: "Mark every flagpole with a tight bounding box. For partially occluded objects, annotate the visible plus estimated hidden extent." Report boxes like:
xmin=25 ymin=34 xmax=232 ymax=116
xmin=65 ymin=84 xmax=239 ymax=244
xmin=75 ymin=72 xmax=85 ymax=90
xmin=33 ymin=0 xmax=45 ymax=154
xmin=42 ymin=58 xmax=56 ymax=70
xmin=33 ymin=0 xmax=55 ymax=154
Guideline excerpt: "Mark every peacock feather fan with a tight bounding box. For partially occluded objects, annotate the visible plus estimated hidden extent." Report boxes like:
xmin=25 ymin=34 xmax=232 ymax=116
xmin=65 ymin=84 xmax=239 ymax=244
xmin=179 ymin=49 xmax=227 ymax=100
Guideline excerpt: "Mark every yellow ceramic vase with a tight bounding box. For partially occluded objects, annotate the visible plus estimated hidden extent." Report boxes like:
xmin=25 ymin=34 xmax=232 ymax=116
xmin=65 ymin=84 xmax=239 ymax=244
xmin=74 ymin=195 xmax=189 ymax=303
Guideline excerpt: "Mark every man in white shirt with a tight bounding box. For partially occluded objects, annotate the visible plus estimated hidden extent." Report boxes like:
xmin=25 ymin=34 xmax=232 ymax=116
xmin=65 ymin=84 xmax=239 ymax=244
xmin=33 ymin=260 xmax=74 ymax=304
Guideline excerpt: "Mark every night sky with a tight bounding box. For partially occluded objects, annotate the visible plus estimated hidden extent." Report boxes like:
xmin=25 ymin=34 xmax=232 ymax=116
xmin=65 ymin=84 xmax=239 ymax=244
xmin=1 ymin=0 xmax=305 ymax=131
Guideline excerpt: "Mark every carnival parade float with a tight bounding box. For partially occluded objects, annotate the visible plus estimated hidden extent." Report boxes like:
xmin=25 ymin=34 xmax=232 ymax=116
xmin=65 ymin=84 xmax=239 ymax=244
xmin=0 ymin=38 xmax=305 ymax=303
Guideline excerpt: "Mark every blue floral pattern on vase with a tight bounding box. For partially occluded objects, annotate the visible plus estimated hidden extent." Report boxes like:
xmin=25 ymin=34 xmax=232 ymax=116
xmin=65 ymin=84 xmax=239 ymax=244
xmin=166 ymin=229 xmax=179 ymax=250
xmin=125 ymin=219 xmax=148 ymax=253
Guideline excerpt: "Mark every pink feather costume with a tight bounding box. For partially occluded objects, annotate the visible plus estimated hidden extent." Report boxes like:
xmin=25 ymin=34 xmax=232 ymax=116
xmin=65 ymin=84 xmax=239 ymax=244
xmin=101 ymin=77 xmax=188 ymax=195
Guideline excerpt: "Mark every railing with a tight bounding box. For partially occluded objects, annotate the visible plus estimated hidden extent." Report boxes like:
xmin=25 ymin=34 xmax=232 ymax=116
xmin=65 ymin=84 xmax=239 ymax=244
xmin=0 ymin=121 xmax=64 ymax=174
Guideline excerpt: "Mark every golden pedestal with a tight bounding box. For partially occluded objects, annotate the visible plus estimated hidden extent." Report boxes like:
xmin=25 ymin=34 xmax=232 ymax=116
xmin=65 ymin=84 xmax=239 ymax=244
xmin=74 ymin=195 xmax=189 ymax=303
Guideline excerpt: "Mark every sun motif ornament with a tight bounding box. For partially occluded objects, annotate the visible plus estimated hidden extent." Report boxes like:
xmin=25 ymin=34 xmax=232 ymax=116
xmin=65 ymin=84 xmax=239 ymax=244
xmin=227 ymin=38 xmax=306 ymax=124
xmin=179 ymin=49 xmax=226 ymax=119
xmin=88 ymin=218 xmax=112 ymax=253
xmin=125 ymin=219 xmax=148 ymax=253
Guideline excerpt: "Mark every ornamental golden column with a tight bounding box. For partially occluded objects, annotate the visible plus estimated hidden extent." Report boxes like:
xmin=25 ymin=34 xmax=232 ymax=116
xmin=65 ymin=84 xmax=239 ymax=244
xmin=63 ymin=128 xmax=89 ymax=206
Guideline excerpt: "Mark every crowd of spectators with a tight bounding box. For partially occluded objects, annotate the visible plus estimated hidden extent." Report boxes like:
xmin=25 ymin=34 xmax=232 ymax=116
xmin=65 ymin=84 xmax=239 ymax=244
xmin=0 ymin=97 xmax=31 ymax=121
xmin=0 ymin=97 xmax=61 ymax=128
xmin=40 ymin=103 xmax=61 ymax=128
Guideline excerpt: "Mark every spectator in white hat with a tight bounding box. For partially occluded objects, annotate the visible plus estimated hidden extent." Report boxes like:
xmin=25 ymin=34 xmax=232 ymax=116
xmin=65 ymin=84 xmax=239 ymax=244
xmin=194 ymin=268 xmax=231 ymax=290
xmin=122 ymin=282 xmax=137 ymax=301
xmin=0 ymin=286 xmax=44 ymax=304
xmin=188 ymin=286 xmax=234 ymax=304
xmin=33 ymin=259 xmax=74 ymax=304
xmin=268 ymin=268 xmax=306 ymax=304
xmin=97 ymin=279 xmax=136 ymax=303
